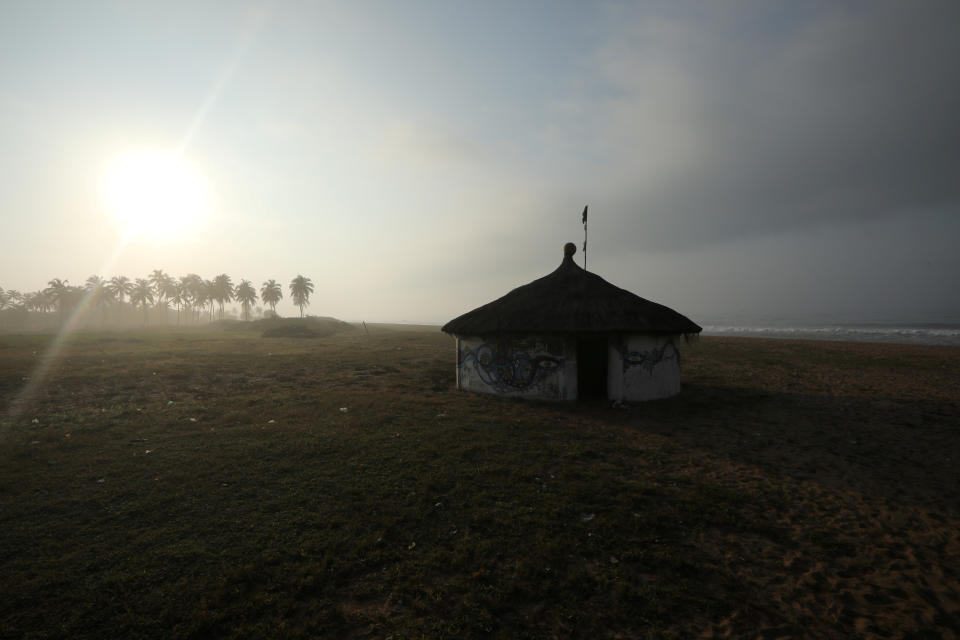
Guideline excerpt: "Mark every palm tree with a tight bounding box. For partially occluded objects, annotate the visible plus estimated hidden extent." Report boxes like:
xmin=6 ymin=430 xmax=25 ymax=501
xmin=148 ymin=270 xmax=177 ymax=323
xmin=160 ymin=275 xmax=177 ymax=323
xmin=149 ymin=269 xmax=167 ymax=306
xmin=45 ymin=278 xmax=72 ymax=324
xmin=182 ymin=274 xmax=202 ymax=324
xmin=21 ymin=292 xmax=35 ymax=313
xmin=260 ymin=279 xmax=283 ymax=317
xmin=24 ymin=291 xmax=51 ymax=315
xmin=108 ymin=275 xmax=133 ymax=322
xmin=169 ymin=281 xmax=185 ymax=326
xmin=234 ymin=280 xmax=257 ymax=321
xmin=289 ymin=275 xmax=314 ymax=318
xmin=203 ymin=279 xmax=215 ymax=323
xmin=129 ymin=278 xmax=154 ymax=326
xmin=147 ymin=270 xmax=171 ymax=322
xmin=5 ymin=289 xmax=23 ymax=309
xmin=212 ymin=274 xmax=233 ymax=321
xmin=0 ymin=287 xmax=16 ymax=315
xmin=39 ymin=291 xmax=54 ymax=314
xmin=85 ymin=275 xmax=113 ymax=327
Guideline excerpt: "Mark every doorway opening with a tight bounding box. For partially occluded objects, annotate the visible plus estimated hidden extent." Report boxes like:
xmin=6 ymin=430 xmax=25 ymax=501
xmin=577 ymin=336 xmax=608 ymax=400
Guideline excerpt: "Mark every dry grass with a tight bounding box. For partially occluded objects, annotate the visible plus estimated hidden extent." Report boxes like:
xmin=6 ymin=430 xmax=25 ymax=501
xmin=1 ymin=326 xmax=958 ymax=638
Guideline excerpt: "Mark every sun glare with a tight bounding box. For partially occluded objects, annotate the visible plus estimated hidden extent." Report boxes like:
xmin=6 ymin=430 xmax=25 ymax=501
xmin=100 ymin=149 xmax=212 ymax=242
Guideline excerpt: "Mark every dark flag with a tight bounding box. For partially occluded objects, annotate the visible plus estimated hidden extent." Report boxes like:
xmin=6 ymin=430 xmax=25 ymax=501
xmin=581 ymin=205 xmax=588 ymax=271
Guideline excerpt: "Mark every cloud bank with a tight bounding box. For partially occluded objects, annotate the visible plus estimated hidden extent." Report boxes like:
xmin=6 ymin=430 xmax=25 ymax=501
xmin=550 ymin=2 xmax=960 ymax=252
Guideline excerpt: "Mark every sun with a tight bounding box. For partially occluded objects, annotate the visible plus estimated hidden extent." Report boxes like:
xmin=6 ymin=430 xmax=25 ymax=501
xmin=100 ymin=149 xmax=212 ymax=242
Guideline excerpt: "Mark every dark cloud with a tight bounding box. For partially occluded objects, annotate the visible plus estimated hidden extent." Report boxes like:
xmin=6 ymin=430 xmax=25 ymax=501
xmin=577 ymin=1 xmax=960 ymax=253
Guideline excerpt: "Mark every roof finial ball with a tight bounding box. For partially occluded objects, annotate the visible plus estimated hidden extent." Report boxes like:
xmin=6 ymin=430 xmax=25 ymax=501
xmin=563 ymin=242 xmax=577 ymax=258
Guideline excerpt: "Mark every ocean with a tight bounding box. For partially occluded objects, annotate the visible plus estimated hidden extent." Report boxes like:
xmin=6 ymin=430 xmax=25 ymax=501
xmin=700 ymin=316 xmax=960 ymax=347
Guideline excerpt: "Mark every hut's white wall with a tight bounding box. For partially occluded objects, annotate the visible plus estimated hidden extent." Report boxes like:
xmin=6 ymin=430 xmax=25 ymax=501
xmin=455 ymin=335 xmax=574 ymax=401
xmin=607 ymin=335 xmax=682 ymax=401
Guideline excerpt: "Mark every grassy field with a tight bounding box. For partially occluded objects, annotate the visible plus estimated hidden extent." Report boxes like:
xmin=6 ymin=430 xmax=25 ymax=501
xmin=1 ymin=324 xmax=958 ymax=638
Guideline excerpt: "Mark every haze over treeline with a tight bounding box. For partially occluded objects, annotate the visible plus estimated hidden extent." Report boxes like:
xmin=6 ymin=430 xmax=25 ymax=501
xmin=0 ymin=271 xmax=314 ymax=332
xmin=1 ymin=1 xmax=958 ymax=324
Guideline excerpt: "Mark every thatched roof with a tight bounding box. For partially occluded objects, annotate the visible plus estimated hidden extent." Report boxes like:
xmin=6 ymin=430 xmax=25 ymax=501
xmin=442 ymin=243 xmax=702 ymax=336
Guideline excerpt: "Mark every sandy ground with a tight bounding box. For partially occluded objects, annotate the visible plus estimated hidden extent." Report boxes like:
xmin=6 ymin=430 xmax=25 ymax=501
xmin=647 ymin=338 xmax=960 ymax=638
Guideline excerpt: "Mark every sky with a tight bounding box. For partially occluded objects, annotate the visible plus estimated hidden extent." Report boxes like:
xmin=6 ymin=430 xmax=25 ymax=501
xmin=1 ymin=1 xmax=958 ymax=324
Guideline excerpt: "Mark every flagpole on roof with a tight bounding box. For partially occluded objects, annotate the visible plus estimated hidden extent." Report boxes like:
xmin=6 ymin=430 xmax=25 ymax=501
xmin=581 ymin=205 xmax=589 ymax=271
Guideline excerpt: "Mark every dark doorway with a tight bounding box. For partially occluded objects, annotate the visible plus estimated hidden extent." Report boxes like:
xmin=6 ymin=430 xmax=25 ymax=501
xmin=577 ymin=336 xmax=608 ymax=400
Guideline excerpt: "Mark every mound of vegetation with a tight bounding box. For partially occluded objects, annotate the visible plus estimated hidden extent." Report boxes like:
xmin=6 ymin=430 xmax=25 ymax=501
xmin=257 ymin=316 xmax=354 ymax=338
xmin=261 ymin=324 xmax=319 ymax=338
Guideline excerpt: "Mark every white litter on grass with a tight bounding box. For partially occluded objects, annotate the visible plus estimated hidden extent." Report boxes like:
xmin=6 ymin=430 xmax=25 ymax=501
xmin=144 ymin=450 xmax=152 ymax=454
xmin=189 ymin=418 xmax=197 ymax=422
xmin=31 ymin=418 xmax=39 ymax=424
xmin=610 ymin=556 xmax=619 ymax=564
xmin=267 ymin=419 xmax=276 ymax=424
xmin=580 ymin=513 xmax=595 ymax=522
xmin=339 ymin=407 xmax=348 ymax=413
xmin=97 ymin=478 xmax=105 ymax=484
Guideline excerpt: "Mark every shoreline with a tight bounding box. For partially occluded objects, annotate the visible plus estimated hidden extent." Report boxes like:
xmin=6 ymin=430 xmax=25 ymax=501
xmin=701 ymin=326 xmax=960 ymax=347
xmin=697 ymin=332 xmax=960 ymax=350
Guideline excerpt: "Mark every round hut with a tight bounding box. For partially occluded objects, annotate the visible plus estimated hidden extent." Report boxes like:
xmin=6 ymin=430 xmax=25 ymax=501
xmin=441 ymin=243 xmax=702 ymax=402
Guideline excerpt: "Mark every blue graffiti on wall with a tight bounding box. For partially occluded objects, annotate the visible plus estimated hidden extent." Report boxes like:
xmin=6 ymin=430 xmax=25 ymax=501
xmin=622 ymin=340 xmax=680 ymax=374
xmin=459 ymin=343 xmax=562 ymax=392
